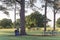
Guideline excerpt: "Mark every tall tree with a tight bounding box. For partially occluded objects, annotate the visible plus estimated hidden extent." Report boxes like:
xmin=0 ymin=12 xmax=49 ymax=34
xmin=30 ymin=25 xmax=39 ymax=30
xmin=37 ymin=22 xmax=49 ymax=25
xmin=16 ymin=0 xmax=26 ymax=35
xmin=53 ymin=0 xmax=60 ymax=31
xmin=43 ymin=0 xmax=60 ymax=31
xmin=44 ymin=0 xmax=48 ymax=32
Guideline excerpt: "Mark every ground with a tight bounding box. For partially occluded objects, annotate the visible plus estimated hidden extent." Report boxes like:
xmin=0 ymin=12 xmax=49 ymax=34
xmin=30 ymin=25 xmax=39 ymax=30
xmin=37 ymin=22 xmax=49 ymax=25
xmin=0 ymin=28 xmax=60 ymax=40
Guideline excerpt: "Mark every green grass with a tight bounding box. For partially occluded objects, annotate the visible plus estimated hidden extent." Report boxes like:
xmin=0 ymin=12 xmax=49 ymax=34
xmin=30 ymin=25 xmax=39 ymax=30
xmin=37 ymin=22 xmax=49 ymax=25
xmin=0 ymin=29 xmax=20 ymax=40
xmin=0 ymin=29 xmax=60 ymax=40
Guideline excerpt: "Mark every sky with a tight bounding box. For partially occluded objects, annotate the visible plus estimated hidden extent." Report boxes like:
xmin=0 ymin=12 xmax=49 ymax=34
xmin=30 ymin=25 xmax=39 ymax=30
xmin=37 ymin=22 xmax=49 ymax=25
xmin=0 ymin=0 xmax=60 ymax=27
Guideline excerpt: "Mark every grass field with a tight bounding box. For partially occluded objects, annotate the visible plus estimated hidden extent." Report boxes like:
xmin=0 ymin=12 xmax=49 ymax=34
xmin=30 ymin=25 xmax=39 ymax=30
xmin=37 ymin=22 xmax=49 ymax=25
xmin=0 ymin=29 xmax=60 ymax=40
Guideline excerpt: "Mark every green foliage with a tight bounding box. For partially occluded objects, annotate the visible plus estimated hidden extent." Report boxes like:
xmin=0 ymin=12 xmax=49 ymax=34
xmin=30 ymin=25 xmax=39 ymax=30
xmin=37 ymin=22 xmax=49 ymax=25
xmin=26 ymin=11 xmax=50 ymax=28
xmin=56 ymin=18 xmax=60 ymax=27
xmin=0 ymin=18 xmax=12 ymax=28
xmin=16 ymin=11 xmax=51 ymax=28
xmin=0 ymin=6 xmax=7 ymax=11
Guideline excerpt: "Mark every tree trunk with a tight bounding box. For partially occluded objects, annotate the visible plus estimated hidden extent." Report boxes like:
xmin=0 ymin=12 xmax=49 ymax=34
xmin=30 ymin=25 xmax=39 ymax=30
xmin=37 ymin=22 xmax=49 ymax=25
xmin=53 ymin=7 xmax=56 ymax=31
xmin=44 ymin=0 xmax=47 ymax=32
xmin=20 ymin=0 xmax=26 ymax=35
xmin=53 ymin=0 xmax=56 ymax=31
xmin=14 ymin=1 xmax=16 ymax=28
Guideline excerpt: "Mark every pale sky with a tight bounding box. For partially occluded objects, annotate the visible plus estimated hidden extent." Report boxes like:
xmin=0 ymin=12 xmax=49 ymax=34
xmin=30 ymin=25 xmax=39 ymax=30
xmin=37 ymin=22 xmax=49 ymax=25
xmin=0 ymin=0 xmax=60 ymax=27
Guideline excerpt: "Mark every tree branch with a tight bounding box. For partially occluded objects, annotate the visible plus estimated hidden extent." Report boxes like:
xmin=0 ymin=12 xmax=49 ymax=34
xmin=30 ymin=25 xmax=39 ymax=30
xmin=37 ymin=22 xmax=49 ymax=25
xmin=55 ymin=8 xmax=60 ymax=13
xmin=16 ymin=0 xmax=21 ymax=4
xmin=47 ymin=0 xmax=54 ymax=4
xmin=30 ymin=3 xmax=42 ymax=10
xmin=25 ymin=1 xmax=42 ymax=10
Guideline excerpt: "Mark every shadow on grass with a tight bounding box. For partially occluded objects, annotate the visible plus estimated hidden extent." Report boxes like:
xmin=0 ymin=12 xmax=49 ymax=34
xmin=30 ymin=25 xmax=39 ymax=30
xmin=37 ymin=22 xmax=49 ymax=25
xmin=2 ymin=33 xmax=59 ymax=37
xmin=6 ymin=34 xmax=56 ymax=37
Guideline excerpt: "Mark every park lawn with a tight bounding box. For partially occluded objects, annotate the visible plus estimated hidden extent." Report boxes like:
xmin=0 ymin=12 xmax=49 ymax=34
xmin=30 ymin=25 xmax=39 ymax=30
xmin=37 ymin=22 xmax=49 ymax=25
xmin=0 ymin=29 xmax=60 ymax=40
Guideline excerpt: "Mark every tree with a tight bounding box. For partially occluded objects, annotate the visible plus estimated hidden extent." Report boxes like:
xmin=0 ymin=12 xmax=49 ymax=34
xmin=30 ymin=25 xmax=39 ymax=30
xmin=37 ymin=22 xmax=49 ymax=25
xmin=26 ymin=11 xmax=51 ymax=28
xmin=0 ymin=18 xmax=12 ymax=28
xmin=14 ymin=0 xmax=26 ymax=35
xmin=44 ymin=0 xmax=48 ymax=32
xmin=56 ymin=18 xmax=60 ymax=27
xmin=53 ymin=0 xmax=60 ymax=31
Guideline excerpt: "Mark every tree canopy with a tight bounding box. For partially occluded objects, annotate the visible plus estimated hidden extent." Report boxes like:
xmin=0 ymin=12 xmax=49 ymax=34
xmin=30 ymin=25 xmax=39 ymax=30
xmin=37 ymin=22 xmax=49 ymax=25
xmin=56 ymin=18 xmax=60 ymax=27
xmin=0 ymin=18 xmax=12 ymax=28
xmin=26 ymin=11 xmax=51 ymax=28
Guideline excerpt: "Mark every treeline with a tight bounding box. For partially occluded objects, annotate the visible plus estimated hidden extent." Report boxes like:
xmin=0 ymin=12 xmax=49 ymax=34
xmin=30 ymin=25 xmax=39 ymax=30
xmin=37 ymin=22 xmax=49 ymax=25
xmin=0 ymin=11 xmax=60 ymax=29
xmin=0 ymin=11 xmax=50 ymax=28
xmin=0 ymin=18 xmax=13 ymax=28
